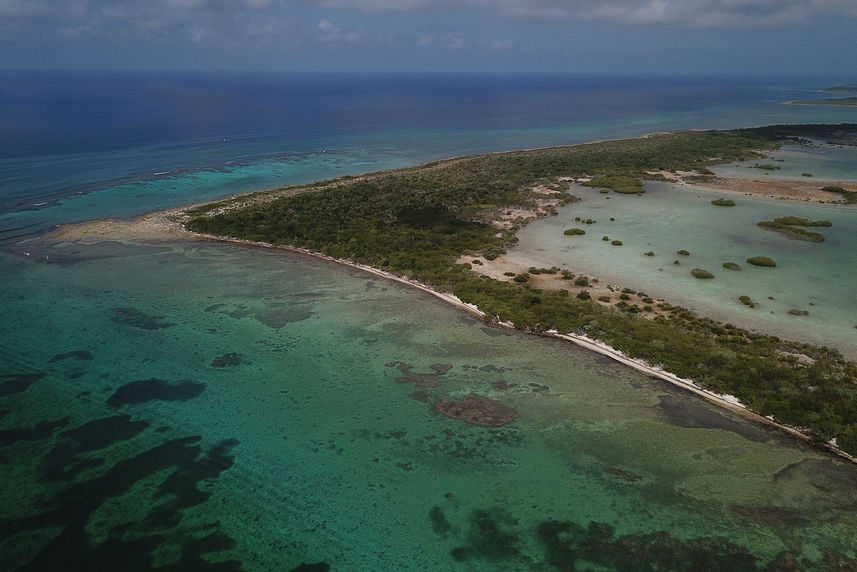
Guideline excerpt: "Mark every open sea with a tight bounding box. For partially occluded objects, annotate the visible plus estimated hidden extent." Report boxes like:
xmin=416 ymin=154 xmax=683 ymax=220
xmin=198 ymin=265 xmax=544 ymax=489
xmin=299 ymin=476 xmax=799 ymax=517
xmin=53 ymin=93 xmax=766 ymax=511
xmin=2 ymin=72 xmax=857 ymax=570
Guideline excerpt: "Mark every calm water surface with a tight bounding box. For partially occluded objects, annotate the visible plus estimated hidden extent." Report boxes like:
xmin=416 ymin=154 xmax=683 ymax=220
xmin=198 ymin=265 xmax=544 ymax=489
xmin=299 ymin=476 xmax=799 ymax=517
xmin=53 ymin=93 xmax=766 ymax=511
xmin=2 ymin=73 xmax=857 ymax=569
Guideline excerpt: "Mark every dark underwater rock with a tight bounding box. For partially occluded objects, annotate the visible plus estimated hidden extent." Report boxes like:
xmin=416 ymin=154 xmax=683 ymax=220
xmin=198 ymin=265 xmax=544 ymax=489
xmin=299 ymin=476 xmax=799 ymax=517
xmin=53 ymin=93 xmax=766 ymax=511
xmin=436 ymin=394 xmax=518 ymax=427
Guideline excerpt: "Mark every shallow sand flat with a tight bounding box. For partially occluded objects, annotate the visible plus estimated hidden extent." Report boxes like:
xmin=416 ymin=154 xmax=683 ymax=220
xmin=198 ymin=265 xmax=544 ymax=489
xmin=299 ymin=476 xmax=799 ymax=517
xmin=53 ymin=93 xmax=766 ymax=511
xmin=693 ymin=176 xmax=854 ymax=202
xmin=45 ymin=209 xmax=192 ymax=243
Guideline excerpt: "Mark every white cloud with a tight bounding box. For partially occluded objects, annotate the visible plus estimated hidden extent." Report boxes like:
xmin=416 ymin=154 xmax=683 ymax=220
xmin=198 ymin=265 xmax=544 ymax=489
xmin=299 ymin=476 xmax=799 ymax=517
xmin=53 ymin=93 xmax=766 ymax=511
xmin=486 ymin=0 xmax=816 ymax=27
xmin=317 ymin=18 xmax=362 ymax=44
xmin=311 ymin=0 xmax=437 ymax=10
xmin=304 ymin=0 xmax=856 ymax=27
xmin=491 ymin=39 xmax=514 ymax=50
xmin=445 ymin=36 xmax=464 ymax=49
xmin=0 ymin=0 xmax=49 ymax=17
xmin=189 ymin=23 xmax=213 ymax=42
xmin=415 ymin=32 xmax=464 ymax=49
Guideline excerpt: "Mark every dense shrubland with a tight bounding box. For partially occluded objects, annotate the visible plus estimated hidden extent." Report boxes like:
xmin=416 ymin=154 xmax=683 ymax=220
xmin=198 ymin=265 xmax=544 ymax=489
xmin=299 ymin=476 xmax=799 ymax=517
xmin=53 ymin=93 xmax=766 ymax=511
xmin=186 ymin=125 xmax=857 ymax=456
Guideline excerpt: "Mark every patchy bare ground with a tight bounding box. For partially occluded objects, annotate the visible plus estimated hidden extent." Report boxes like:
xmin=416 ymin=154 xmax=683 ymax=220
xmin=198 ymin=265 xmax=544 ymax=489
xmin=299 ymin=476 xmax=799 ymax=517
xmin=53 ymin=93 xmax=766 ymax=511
xmin=647 ymin=170 xmax=855 ymax=203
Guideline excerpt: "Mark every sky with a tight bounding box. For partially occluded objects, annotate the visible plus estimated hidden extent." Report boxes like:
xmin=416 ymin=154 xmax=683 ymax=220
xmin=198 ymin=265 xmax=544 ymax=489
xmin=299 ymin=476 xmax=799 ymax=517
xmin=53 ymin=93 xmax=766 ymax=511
xmin=2 ymin=0 xmax=857 ymax=76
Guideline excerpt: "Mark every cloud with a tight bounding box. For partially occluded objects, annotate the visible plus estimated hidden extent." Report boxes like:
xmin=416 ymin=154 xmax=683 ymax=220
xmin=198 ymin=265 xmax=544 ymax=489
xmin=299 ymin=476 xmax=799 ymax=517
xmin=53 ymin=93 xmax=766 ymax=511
xmin=189 ymin=23 xmax=213 ymax=43
xmin=0 ymin=0 xmax=49 ymax=17
xmin=317 ymin=18 xmax=362 ymax=44
xmin=310 ymin=0 xmax=437 ymax=10
xmin=415 ymin=33 xmax=464 ymax=50
xmin=303 ymin=0 xmax=856 ymax=27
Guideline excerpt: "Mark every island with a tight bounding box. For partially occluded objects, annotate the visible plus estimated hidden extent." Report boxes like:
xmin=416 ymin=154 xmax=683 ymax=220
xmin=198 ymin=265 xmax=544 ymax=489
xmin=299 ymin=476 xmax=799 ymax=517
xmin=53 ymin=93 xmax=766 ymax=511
xmin=53 ymin=124 xmax=857 ymax=460
xmin=788 ymin=96 xmax=857 ymax=107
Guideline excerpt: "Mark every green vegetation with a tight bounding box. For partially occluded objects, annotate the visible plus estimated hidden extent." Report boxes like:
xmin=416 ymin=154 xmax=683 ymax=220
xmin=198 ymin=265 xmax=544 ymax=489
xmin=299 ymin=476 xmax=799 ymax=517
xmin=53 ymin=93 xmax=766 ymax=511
xmin=790 ymin=97 xmax=857 ymax=107
xmin=185 ymin=125 xmax=857 ymax=457
xmin=644 ymin=251 xmax=654 ymax=256
xmin=583 ymin=176 xmax=645 ymax=194
xmin=564 ymin=228 xmax=586 ymax=236
xmin=676 ymin=249 xmax=690 ymax=256
xmin=770 ymin=215 xmax=832 ymax=227
xmin=710 ymin=198 xmax=735 ymax=206
xmin=789 ymin=309 xmax=810 ymax=316
xmin=757 ymin=216 xmax=831 ymax=242
xmin=739 ymin=295 xmax=756 ymax=308
xmin=722 ymin=261 xmax=741 ymax=270
xmin=747 ymin=256 xmax=776 ymax=267
xmin=529 ymin=266 xmax=560 ymax=275
xmin=822 ymin=185 xmax=857 ymax=203
xmin=802 ymin=172 xmax=813 ymax=177
xmin=753 ymin=163 xmax=781 ymax=171
xmin=823 ymin=84 xmax=857 ymax=93
xmin=691 ymin=268 xmax=714 ymax=279
xmin=513 ymin=273 xmax=530 ymax=283
xmin=611 ymin=240 xmax=623 ymax=246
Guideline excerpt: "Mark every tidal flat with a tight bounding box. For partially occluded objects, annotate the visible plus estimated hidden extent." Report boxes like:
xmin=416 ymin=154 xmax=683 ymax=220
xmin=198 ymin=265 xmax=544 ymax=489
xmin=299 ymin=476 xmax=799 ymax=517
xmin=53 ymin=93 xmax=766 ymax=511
xmin=508 ymin=172 xmax=857 ymax=360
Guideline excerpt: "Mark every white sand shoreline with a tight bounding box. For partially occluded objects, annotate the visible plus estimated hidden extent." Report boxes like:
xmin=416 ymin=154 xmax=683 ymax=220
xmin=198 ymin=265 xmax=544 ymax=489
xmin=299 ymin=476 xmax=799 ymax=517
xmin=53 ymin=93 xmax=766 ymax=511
xmin=42 ymin=168 xmax=857 ymax=464
xmin=186 ymin=226 xmax=856 ymax=462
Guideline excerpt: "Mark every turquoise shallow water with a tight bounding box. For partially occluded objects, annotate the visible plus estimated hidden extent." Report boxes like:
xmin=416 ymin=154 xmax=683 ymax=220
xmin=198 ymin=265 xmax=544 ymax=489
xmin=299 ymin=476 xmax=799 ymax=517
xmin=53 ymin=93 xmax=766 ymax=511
xmin=2 ymin=239 xmax=857 ymax=569
xmin=3 ymin=74 xmax=857 ymax=570
xmin=507 ymin=143 xmax=857 ymax=360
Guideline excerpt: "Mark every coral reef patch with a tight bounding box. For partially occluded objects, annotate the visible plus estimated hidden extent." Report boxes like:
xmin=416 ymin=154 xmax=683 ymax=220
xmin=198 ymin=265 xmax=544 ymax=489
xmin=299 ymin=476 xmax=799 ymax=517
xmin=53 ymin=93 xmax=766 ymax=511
xmin=435 ymin=394 xmax=518 ymax=427
xmin=106 ymin=379 xmax=206 ymax=406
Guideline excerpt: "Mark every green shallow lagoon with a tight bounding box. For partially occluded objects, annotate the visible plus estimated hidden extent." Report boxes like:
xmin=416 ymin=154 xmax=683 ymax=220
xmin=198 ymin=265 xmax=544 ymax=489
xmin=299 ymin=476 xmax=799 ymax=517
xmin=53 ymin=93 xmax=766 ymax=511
xmin=509 ymin=176 xmax=857 ymax=360
xmin=2 ymin=239 xmax=857 ymax=570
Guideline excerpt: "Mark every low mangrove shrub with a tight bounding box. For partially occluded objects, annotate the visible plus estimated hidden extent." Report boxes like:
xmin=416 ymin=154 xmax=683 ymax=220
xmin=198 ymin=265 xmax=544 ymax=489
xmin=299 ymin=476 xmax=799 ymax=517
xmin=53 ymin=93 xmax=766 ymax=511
xmin=185 ymin=123 xmax=857 ymax=457
xmin=711 ymin=198 xmax=736 ymax=206
xmin=757 ymin=215 xmax=831 ymax=242
xmin=583 ymin=176 xmax=645 ymax=194
xmin=564 ymin=228 xmax=586 ymax=236
xmin=747 ymin=256 xmax=776 ymax=267
xmin=691 ymin=268 xmax=714 ymax=279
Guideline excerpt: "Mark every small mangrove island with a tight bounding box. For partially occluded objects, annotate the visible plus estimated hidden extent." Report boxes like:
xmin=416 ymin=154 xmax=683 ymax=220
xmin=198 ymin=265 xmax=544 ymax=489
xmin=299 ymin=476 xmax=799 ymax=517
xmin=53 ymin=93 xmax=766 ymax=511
xmin=711 ymin=198 xmax=735 ymax=206
xmin=182 ymin=124 xmax=857 ymax=458
xmin=746 ymin=256 xmax=777 ymax=267
xmin=757 ymin=216 xmax=831 ymax=242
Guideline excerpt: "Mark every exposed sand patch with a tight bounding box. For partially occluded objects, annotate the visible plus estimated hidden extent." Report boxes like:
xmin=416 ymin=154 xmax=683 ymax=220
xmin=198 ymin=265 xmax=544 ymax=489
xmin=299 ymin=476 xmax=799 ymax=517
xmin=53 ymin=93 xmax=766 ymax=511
xmin=646 ymin=169 xmax=855 ymax=203
xmin=693 ymin=177 xmax=853 ymax=203
xmin=44 ymin=209 xmax=193 ymax=243
xmin=461 ymin=253 xmax=671 ymax=320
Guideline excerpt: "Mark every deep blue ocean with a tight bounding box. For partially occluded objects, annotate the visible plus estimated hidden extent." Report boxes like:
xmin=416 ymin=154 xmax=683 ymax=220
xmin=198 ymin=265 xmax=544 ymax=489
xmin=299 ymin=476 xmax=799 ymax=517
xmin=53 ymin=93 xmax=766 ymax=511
xmin=2 ymin=72 xmax=857 ymax=570
xmin=2 ymin=72 xmax=854 ymax=242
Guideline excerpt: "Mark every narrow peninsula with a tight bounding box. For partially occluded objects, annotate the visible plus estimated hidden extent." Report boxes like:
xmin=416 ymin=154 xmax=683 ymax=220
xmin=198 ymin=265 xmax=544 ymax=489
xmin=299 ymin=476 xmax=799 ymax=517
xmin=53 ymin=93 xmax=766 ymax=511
xmin=57 ymin=124 xmax=857 ymax=460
